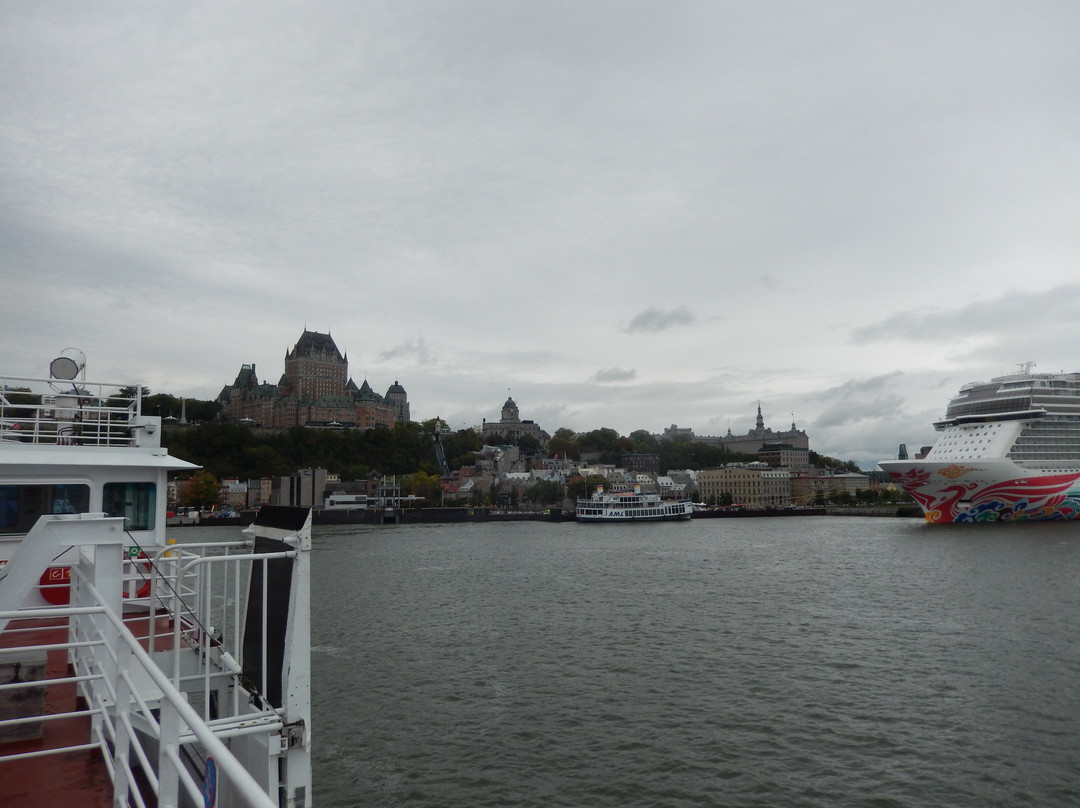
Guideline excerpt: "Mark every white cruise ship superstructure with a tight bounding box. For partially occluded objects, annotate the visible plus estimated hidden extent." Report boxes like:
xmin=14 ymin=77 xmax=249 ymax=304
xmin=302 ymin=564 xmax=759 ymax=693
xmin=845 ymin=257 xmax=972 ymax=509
xmin=879 ymin=365 xmax=1080 ymax=522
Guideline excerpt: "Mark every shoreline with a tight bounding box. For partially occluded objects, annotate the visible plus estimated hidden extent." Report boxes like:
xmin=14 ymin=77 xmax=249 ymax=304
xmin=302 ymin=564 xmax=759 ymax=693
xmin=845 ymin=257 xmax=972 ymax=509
xmin=170 ymin=504 xmax=922 ymax=528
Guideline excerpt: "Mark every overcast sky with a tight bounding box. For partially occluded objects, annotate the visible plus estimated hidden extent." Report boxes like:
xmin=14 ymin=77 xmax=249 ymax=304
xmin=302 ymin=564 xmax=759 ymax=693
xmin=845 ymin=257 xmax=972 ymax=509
xmin=3 ymin=2 xmax=1079 ymax=468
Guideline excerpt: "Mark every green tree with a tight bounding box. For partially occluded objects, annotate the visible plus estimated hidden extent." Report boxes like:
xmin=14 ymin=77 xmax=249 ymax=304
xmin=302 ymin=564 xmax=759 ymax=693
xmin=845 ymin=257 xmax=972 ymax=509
xmin=527 ymin=479 xmax=564 ymax=505
xmin=629 ymin=429 xmax=659 ymax=452
xmin=516 ymin=433 xmax=541 ymax=456
xmin=144 ymin=393 xmax=181 ymax=419
xmin=403 ymin=471 xmax=443 ymax=505
xmin=548 ymin=428 xmax=577 ymax=460
xmin=566 ymin=474 xmax=607 ymax=501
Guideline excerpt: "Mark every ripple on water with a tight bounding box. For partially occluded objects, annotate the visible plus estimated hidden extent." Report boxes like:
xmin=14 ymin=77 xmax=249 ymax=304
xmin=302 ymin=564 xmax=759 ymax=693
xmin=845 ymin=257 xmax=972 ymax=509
xmin=305 ymin=518 xmax=1080 ymax=808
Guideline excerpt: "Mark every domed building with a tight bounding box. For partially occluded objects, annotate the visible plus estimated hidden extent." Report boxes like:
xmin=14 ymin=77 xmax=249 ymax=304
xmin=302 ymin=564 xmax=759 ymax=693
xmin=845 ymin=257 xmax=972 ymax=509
xmin=481 ymin=395 xmax=548 ymax=446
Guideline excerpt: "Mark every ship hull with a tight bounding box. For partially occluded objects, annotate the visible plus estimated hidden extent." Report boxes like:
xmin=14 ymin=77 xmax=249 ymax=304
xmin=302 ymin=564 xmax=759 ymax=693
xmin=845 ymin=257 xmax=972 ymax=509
xmin=881 ymin=459 xmax=1080 ymax=523
xmin=576 ymin=510 xmax=693 ymax=523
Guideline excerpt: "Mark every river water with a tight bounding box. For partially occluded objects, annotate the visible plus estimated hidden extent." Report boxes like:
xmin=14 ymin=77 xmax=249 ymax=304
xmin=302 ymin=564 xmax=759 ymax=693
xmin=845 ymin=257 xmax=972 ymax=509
xmin=258 ymin=516 xmax=1079 ymax=806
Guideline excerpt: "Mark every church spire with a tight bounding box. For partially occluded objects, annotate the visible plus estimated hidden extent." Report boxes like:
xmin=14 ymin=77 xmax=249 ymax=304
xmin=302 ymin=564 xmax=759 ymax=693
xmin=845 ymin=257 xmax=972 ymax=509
xmin=756 ymin=402 xmax=764 ymax=431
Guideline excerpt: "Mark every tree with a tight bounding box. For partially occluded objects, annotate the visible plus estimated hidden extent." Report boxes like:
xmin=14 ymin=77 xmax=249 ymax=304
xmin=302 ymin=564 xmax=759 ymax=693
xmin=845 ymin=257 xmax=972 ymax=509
xmin=566 ymin=474 xmax=607 ymax=501
xmin=629 ymin=429 xmax=659 ymax=452
xmin=402 ymin=471 xmax=443 ymax=505
xmin=516 ymin=433 xmax=541 ymax=456
xmin=548 ymin=428 xmax=577 ymax=460
xmin=857 ymin=488 xmax=879 ymax=505
xmin=182 ymin=471 xmax=220 ymax=509
xmin=527 ymin=479 xmax=564 ymax=506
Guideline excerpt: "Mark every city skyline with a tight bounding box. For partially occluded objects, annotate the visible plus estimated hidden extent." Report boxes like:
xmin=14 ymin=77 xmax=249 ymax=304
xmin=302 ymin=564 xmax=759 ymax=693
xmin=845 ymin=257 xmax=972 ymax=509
xmin=3 ymin=3 xmax=1079 ymax=469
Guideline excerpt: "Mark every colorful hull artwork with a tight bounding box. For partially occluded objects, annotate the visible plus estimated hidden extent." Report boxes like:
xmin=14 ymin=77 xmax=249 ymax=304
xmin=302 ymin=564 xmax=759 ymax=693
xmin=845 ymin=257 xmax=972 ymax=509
xmin=886 ymin=463 xmax=1080 ymax=523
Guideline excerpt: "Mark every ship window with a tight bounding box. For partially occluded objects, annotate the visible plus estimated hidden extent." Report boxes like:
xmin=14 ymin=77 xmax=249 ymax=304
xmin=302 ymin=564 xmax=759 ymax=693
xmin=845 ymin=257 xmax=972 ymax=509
xmin=103 ymin=482 xmax=155 ymax=531
xmin=0 ymin=484 xmax=91 ymax=535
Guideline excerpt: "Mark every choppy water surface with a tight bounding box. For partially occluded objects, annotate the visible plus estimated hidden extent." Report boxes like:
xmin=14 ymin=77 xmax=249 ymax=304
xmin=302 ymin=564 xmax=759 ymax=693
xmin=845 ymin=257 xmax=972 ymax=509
xmin=308 ymin=517 xmax=1080 ymax=807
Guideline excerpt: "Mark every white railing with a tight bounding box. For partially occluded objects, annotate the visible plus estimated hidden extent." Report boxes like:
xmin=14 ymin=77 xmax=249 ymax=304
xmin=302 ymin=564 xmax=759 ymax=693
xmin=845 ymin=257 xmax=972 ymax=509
xmin=0 ymin=538 xmax=302 ymax=808
xmin=0 ymin=375 xmax=142 ymax=446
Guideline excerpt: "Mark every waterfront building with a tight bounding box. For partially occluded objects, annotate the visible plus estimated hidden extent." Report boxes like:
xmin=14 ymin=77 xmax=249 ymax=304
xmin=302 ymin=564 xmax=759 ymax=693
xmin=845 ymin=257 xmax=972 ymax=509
xmin=271 ymin=467 xmax=328 ymax=509
xmin=788 ymin=468 xmax=872 ymax=505
xmin=220 ymin=478 xmax=248 ymax=510
xmin=218 ymin=329 xmax=408 ymax=429
xmin=697 ymin=462 xmax=792 ymax=508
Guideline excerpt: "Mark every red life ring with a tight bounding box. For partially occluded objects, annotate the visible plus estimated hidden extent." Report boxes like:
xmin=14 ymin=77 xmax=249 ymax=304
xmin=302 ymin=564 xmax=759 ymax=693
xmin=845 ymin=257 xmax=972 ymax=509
xmin=38 ymin=555 xmax=153 ymax=603
xmin=39 ymin=566 xmax=71 ymax=605
xmin=125 ymin=552 xmax=153 ymax=599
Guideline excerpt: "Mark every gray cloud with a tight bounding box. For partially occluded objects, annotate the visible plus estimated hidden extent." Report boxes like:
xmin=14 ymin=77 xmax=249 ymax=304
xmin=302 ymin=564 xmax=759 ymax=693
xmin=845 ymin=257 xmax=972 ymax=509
xmin=2 ymin=3 xmax=1079 ymax=468
xmin=377 ymin=338 xmax=436 ymax=365
xmin=851 ymin=285 xmax=1080 ymax=345
xmin=591 ymin=367 xmax=637 ymax=383
xmin=623 ymin=306 xmax=695 ymax=334
xmin=806 ymin=373 xmax=908 ymax=429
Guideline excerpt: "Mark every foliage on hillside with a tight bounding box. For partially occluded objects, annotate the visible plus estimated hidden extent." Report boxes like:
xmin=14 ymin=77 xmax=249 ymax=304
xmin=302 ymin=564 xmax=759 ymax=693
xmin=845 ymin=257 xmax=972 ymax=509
xmin=158 ymin=396 xmax=862 ymax=481
xmin=163 ymin=419 xmax=851 ymax=482
xmin=163 ymin=420 xmax=483 ymax=481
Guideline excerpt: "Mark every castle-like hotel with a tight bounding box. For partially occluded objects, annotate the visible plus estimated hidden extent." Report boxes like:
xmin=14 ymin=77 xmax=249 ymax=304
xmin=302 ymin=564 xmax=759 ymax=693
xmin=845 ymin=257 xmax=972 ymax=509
xmin=217 ymin=331 xmax=812 ymax=482
xmin=218 ymin=330 xmax=409 ymax=429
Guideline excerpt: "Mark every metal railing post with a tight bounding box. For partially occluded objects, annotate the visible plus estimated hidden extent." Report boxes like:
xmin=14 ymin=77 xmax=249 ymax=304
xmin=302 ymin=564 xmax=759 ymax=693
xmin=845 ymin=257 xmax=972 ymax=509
xmin=157 ymin=698 xmax=181 ymax=808
xmin=111 ymin=642 xmax=134 ymax=807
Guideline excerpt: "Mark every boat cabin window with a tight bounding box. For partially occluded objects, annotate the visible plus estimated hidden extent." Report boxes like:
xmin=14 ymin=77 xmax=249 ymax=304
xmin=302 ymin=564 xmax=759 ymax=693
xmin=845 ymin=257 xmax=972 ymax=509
xmin=0 ymin=484 xmax=91 ymax=534
xmin=103 ymin=482 xmax=156 ymax=531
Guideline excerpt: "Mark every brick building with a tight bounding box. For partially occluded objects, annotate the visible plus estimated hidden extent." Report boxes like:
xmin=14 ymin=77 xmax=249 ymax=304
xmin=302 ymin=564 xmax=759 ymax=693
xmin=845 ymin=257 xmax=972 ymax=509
xmin=218 ymin=330 xmax=408 ymax=429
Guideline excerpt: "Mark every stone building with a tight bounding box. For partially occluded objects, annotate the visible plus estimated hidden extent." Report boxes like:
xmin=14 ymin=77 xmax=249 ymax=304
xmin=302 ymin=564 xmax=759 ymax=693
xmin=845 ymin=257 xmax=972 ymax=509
xmin=621 ymin=453 xmax=660 ymax=477
xmin=697 ymin=463 xmax=792 ymax=507
xmin=687 ymin=404 xmax=810 ymax=456
xmin=718 ymin=404 xmax=809 ymax=455
xmin=758 ymin=443 xmax=811 ymax=470
xmin=788 ymin=469 xmax=871 ymax=505
xmin=481 ymin=395 xmax=548 ymax=446
xmin=218 ymin=329 xmax=408 ymax=429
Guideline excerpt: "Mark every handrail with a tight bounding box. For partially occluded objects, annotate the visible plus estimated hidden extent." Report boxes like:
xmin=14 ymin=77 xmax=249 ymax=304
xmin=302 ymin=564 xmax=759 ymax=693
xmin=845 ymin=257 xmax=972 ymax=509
xmin=0 ymin=598 xmax=278 ymax=808
xmin=0 ymin=374 xmax=142 ymax=446
xmin=86 ymin=582 xmax=279 ymax=808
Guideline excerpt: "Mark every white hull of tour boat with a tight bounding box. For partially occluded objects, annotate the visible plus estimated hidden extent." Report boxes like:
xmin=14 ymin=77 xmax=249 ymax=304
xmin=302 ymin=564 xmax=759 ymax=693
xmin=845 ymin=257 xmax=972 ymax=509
xmin=576 ymin=485 xmax=693 ymax=522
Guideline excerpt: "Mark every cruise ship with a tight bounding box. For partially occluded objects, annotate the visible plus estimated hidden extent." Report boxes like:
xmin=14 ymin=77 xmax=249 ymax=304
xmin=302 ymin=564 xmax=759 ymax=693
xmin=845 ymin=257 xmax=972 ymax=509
xmin=879 ymin=365 xmax=1080 ymax=523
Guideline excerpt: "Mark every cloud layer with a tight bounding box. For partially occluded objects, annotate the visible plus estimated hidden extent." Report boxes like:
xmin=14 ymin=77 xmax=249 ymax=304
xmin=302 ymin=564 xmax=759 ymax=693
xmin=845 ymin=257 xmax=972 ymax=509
xmin=2 ymin=2 xmax=1079 ymax=468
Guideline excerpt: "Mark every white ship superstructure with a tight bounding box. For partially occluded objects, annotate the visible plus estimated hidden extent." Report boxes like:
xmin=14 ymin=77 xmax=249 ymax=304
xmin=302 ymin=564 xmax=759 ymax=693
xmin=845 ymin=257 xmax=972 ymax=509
xmin=880 ymin=365 xmax=1080 ymax=522
xmin=0 ymin=351 xmax=313 ymax=807
xmin=576 ymin=485 xmax=693 ymax=522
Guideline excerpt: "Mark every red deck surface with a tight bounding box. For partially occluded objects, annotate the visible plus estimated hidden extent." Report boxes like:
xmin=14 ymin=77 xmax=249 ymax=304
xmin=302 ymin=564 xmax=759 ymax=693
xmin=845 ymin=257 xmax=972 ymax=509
xmin=1 ymin=615 xmax=177 ymax=807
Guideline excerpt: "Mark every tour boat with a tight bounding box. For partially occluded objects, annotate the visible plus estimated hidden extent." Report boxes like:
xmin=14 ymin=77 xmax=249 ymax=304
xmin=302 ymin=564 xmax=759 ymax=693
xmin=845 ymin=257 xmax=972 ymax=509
xmin=879 ymin=364 xmax=1080 ymax=523
xmin=576 ymin=484 xmax=693 ymax=522
xmin=0 ymin=350 xmax=312 ymax=807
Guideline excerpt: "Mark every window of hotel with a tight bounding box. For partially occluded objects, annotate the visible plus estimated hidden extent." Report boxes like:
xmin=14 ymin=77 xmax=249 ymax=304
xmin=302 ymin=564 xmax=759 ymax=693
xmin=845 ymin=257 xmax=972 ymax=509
xmin=0 ymin=484 xmax=91 ymax=535
xmin=103 ymin=482 xmax=155 ymax=531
